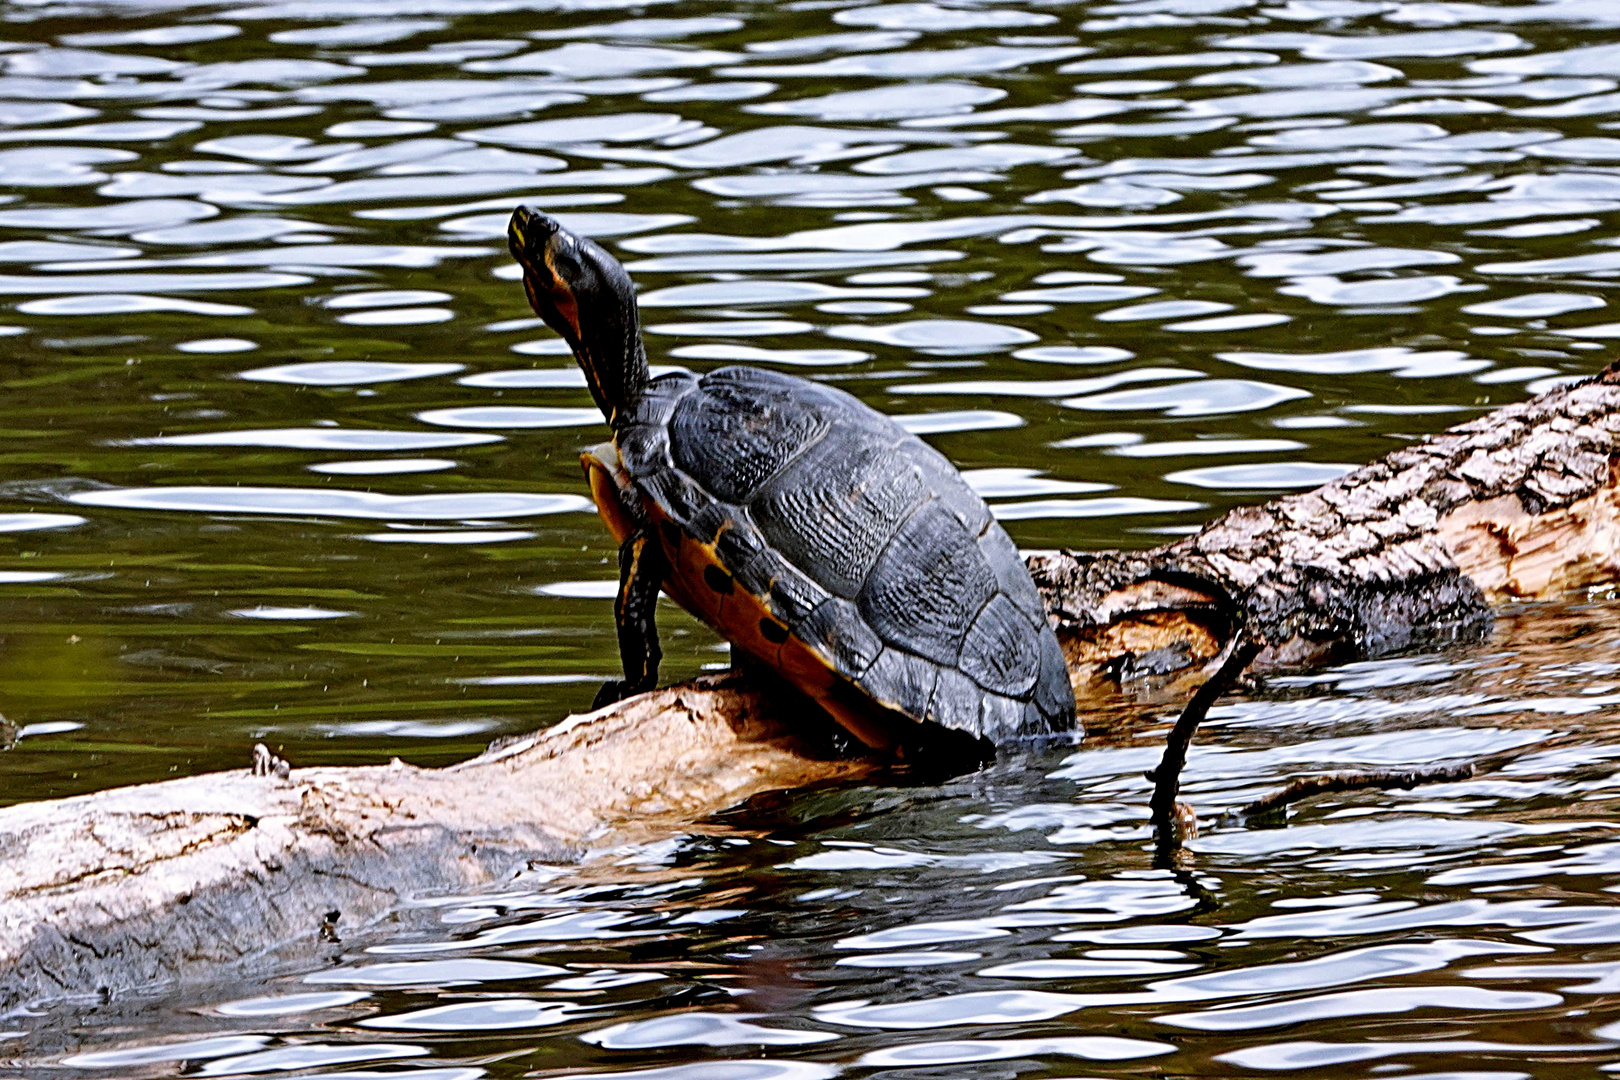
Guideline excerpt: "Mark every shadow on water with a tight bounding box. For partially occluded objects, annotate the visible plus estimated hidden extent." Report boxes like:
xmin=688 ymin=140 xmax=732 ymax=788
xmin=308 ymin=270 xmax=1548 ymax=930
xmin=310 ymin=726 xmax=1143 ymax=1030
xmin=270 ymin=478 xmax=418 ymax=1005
xmin=5 ymin=0 xmax=1620 ymax=1074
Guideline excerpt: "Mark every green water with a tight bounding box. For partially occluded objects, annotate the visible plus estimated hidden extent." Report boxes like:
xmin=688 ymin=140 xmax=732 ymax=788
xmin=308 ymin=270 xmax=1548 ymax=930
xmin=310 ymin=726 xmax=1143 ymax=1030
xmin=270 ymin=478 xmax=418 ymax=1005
xmin=7 ymin=0 xmax=1620 ymax=1075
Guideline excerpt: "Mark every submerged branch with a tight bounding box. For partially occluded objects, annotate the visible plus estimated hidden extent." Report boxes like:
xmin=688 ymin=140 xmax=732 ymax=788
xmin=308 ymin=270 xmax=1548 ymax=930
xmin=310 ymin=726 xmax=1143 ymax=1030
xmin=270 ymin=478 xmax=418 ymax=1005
xmin=1231 ymin=731 xmax=1587 ymax=822
xmin=1236 ymin=761 xmax=1478 ymax=821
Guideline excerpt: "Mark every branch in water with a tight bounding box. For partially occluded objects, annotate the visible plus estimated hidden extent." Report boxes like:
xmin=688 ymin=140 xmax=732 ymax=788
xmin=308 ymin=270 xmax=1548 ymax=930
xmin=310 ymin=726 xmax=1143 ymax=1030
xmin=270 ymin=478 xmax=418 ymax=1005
xmin=1148 ymin=632 xmax=1262 ymax=845
xmin=1237 ymin=761 xmax=1477 ymax=820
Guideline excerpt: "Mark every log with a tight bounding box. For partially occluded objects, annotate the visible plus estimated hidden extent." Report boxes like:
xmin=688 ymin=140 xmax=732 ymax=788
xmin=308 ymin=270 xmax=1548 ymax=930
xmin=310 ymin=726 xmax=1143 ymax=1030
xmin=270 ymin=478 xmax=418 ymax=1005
xmin=1033 ymin=361 xmax=1620 ymax=694
xmin=7 ymin=364 xmax=1620 ymax=1012
xmin=0 ymin=678 xmax=870 ymax=1013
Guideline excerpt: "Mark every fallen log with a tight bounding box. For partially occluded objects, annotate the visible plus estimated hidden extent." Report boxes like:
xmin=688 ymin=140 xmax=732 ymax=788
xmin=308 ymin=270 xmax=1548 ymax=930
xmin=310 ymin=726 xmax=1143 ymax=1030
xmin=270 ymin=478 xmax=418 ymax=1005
xmin=1034 ymin=361 xmax=1620 ymax=691
xmin=0 ymin=679 xmax=870 ymax=1014
xmin=6 ymin=364 xmax=1620 ymax=1013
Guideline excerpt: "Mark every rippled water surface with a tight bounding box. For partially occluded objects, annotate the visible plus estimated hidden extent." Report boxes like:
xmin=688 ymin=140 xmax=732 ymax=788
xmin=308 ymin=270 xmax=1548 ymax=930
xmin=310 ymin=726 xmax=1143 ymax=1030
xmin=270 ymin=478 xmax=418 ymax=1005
xmin=7 ymin=0 xmax=1620 ymax=1073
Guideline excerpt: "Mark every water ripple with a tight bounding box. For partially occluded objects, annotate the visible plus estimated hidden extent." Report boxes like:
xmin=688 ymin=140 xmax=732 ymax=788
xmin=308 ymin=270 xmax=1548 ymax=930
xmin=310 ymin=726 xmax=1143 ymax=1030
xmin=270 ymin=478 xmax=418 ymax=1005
xmin=69 ymin=486 xmax=590 ymax=520
xmin=856 ymin=1035 xmax=1172 ymax=1066
xmin=583 ymin=1014 xmax=838 ymax=1048
xmin=11 ymin=3 xmax=1620 ymax=1075
xmin=240 ymin=361 xmax=464 ymax=384
xmin=127 ymin=428 xmax=498 ymax=450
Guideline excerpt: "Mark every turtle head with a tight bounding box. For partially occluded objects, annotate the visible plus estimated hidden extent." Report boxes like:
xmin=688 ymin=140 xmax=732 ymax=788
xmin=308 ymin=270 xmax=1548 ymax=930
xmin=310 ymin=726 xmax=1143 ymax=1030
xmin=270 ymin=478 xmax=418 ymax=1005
xmin=508 ymin=205 xmax=647 ymax=425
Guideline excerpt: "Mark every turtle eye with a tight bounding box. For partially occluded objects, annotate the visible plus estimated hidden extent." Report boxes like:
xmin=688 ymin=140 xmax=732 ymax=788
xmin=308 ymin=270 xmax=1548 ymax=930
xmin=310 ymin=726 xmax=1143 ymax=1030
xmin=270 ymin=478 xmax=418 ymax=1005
xmin=547 ymin=240 xmax=583 ymax=285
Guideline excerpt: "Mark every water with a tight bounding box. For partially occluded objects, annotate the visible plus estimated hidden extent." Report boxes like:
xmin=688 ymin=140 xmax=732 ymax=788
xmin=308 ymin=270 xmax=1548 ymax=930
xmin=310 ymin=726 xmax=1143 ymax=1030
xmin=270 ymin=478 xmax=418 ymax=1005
xmin=5 ymin=0 xmax=1620 ymax=1072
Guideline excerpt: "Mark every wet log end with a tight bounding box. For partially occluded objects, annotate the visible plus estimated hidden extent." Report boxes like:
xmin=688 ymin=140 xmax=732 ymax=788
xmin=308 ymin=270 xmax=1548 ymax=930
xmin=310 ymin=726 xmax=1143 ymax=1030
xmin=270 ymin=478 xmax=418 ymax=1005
xmin=1439 ymin=460 xmax=1620 ymax=603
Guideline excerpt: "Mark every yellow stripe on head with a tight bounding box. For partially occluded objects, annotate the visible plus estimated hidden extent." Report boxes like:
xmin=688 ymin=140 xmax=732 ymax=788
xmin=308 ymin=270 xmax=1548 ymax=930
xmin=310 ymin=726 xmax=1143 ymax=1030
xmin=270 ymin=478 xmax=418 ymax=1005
xmin=543 ymin=245 xmax=583 ymax=340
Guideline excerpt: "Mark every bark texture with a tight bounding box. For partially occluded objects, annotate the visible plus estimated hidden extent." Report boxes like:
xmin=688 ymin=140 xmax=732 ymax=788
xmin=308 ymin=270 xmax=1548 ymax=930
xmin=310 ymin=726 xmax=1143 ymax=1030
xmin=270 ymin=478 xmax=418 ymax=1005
xmin=0 ymin=678 xmax=867 ymax=1013
xmin=7 ymin=366 xmax=1620 ymax=1013
xmin=1034 ymin=365 xmax=1620 ymax=692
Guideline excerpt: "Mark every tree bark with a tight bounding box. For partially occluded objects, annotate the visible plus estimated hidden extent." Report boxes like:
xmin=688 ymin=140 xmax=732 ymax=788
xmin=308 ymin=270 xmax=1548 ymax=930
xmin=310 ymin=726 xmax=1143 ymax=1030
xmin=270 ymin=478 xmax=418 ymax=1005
xmin=1033 ymin=362 xmax=1620 ymax=695
xmin=6 ymin=365 xmax=1620 ymax=1012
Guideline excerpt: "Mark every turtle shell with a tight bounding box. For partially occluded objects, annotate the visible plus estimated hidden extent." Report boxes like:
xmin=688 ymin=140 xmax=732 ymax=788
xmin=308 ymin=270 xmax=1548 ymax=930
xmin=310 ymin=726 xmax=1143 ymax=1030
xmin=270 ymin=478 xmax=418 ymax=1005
xmin=613 ymin=365 xmax=1076 ymax=747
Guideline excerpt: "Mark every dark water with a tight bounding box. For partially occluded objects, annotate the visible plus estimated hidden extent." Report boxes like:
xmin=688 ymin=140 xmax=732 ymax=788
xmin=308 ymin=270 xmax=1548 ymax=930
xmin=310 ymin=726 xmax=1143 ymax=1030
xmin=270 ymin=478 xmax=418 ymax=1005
xmin=6 ymin=0 xmax=1620 ymax=1073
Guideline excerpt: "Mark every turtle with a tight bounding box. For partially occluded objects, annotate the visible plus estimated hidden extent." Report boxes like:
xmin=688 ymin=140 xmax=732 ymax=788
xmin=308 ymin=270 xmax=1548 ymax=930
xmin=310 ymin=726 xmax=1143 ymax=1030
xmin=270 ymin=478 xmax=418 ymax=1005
xmin=507 ymin=206 xmax=1077 ymax=757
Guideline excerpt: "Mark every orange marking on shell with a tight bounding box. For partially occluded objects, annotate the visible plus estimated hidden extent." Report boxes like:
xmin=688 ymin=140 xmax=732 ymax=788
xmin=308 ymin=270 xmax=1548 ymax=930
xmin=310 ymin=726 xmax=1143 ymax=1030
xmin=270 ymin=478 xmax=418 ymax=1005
xmin=582 ymin=441 xmax=904 ymax=751
xmin=652 ymin=511 xmax=898 ymax=751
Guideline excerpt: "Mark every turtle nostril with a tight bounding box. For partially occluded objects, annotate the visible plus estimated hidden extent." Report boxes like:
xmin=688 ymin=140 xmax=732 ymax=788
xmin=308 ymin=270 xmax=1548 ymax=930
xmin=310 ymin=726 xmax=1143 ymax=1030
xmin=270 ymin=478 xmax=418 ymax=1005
xmin=509 ymin=205 xmax=557 ymax=252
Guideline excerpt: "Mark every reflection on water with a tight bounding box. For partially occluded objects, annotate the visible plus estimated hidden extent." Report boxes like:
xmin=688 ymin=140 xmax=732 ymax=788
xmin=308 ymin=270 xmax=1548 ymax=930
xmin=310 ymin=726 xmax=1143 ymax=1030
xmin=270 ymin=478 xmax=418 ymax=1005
xmin=5 ymin=0 xmax=1620 ymax=1073
xmin=19 ymin=609 xmax=1620 ymax=1078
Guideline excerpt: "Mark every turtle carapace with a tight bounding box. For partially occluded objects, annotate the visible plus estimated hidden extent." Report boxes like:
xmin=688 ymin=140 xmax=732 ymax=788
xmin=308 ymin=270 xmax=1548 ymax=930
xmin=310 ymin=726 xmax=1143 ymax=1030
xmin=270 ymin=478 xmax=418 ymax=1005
xmin=507 ymin=206 xmax=1077 ymax=758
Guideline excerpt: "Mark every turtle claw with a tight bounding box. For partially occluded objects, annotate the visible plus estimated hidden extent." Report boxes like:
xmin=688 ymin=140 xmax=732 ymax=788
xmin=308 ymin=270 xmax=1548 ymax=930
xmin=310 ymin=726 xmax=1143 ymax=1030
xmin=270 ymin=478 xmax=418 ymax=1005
xmin=593 ymin=679 xmax=629 ymax=710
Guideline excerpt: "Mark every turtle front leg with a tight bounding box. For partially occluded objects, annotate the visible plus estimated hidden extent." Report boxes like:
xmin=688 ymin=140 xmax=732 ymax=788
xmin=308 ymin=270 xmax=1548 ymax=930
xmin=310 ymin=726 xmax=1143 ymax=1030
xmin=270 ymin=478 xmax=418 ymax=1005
xmin=595 ymin=527 xmax=666 ymax=709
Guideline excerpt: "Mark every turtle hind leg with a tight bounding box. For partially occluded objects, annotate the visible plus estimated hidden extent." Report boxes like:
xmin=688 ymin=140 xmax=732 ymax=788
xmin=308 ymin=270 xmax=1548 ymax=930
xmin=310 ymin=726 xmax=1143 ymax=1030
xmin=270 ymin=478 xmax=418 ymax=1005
xmin=595 ymin=527 xmax=667 ymax=709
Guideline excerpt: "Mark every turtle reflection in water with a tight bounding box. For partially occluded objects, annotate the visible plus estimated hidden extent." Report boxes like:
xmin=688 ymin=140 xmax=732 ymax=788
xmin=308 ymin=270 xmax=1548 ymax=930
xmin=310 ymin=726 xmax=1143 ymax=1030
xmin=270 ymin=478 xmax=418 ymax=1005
xmin=507 ymin=206 xmax=1076 ymax=762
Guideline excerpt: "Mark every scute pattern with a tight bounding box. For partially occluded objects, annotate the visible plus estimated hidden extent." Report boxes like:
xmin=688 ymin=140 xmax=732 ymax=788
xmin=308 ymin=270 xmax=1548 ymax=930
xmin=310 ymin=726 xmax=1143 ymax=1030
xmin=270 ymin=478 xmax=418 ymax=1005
xmin=927 ymin=667 xmax=984 ymax=737
xmin=978 ymin=692 xmax=1026 ymax=743
xmin=616 ymin=423 xmax=669 ymax=476
xmin=976 ymin=524 xmax=1046 ymax=626
xmin=714 ymin=519 xmax=768 ymax=576
xmin=731 ymin=544 xmax=781 ymax=603
xmin=669 ymin=367 xmax=832 ymax=505
xmin=620 ymin=364 xmax=1076 ymax=744
xmin=862 ymin=647 xmax=939 ymax=721
xmin=958 ymin=594 xmax=1040 ymax=698
xmin=1032 ymin=631 xmax=1073 ymax=727
xmin=686 ymin=500 xmax=739 ymax=546
xmin=798 ymin=598 xmax=883 ymax=677
xmin=858 ymin=500 xmax=998 ymax=668
xmin=634 ymin=371 xmax=698 ymax=427
xmin=764 ymin=558 xmax=826 ymax=628
xmin=908 ymin=439 xmax=993 ymax=538
xmin=752 ymin=429 xmax=928 ymax=600
xmin=638 ymin=468 xmax=711 ymax=529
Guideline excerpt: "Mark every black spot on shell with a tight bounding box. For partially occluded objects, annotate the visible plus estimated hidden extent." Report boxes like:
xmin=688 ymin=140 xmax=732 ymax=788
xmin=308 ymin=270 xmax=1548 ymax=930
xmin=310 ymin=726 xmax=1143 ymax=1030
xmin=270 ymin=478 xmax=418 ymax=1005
xmin=704 ymin=565 xmax=734 ymax=595
xmin=760 ymin=618 xmax=789 ymax=644
xmin=715 ymin=520 xmax=767 ymax=572
xmin=730 ymin=546 xmax=778 ymax=603
xmin=769 ymin=563 xmax=828 ymax=628
xmin=660 ymin=519 xmax=682 ymax=551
